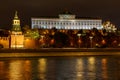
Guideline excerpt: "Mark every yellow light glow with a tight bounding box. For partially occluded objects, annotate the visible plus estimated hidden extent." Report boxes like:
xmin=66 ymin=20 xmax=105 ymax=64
xmin=88 ymin=57 xmax=95 ymax=64
xmin=9 ymin=60 xmax=24 ymax=80
xmin=38 ymin=58 xmax=47 ymax=80
xmin=76 ymin=58 xmax=84 ymax=78
xmin=88 ymin=57 xmax=96 ymax=77
xmin=102 ymin=58 xmax=108 ymax=79
xmin=24 ymin=60 xmax=31 ymax=72
xmin=25 ymin=39 xmax=30 ymax=42
xmin=23 ymin=60 xmax=32 ymax=80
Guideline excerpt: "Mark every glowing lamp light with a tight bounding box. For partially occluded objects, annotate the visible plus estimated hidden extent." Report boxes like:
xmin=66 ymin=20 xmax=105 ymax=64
xmin=50 ymin=39 xmax=54 ymax=44
xmin=78 ymin=39 xmax=82 ymax=44
xmin=102 ymin=39 xmax=106 ymax=44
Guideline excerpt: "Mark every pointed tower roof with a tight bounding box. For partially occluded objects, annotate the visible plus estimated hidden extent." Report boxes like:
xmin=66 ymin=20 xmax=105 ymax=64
xmin=14 ymin=11 xmax=18 ymax=19
xmin=12 ymin=11 xmax=21 ymax=32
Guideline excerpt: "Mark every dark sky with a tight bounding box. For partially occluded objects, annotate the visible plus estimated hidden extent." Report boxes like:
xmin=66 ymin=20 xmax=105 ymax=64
xmin=0 ymin=0 xmax=120 ymax=29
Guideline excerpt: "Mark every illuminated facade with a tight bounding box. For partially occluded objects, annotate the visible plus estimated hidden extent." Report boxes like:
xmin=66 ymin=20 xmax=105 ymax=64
xmin=31 ymin=13 xmax=102 ymax=30
xmin=10 ymin=11 xmax=24 ymax=48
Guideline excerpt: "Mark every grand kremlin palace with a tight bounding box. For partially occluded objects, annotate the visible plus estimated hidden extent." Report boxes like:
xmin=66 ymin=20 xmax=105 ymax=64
xmin=31 ymin=13 xmax=103 ymax=30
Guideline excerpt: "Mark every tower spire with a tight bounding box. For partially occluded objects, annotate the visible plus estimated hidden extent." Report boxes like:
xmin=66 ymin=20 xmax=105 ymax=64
xmin=12 ymin=11 xmax=21 ymax=32
xmin=14 ymin=11 xmax=18 ymax=19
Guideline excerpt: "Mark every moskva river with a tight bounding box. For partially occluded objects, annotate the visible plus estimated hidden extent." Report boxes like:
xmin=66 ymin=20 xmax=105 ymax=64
xmin=0 ymin=53 xmax=120 ymax=80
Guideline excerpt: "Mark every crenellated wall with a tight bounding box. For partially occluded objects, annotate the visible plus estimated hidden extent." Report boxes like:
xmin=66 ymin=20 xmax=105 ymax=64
xmin=0 ymin=37 xmax=10 ymax=48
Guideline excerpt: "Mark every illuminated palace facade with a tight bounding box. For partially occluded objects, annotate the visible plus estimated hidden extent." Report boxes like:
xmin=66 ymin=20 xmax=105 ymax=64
xmin=31 ymin=13 xmax=102 ymax=30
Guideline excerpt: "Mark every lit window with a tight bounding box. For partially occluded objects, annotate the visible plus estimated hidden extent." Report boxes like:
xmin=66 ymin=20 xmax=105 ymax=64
xmin=59 ymin=27 xmax=61 ymax=29
xmin=44 ymin=26 xmax=46 ymax=29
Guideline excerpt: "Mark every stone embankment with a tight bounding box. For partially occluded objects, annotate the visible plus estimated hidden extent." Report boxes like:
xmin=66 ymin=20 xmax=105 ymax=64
xmin=0 ymin=48 xmax=120 ymax=57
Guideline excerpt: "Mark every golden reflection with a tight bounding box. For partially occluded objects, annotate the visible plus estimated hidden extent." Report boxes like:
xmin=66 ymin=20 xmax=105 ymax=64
xmin=0 ymin=61 xmax=5 ymax=78
xmin=23 ymin=60 xmax=32 ymax=80
xmin=9 ymin=60 xmax=24 ymax=80
xmin=38 ymin=58 xmax=47 ymax=80
xmin=88 ymin=57 xmax=95 ymax=71
xmin=76 ymin=58 xmax=84 ymax=79
xmin=87 ymin=57 xmax=96 ymax=79
xmin=0 ymin=61 xmax=4 ymax=72
xmin=88 ymin=57 xmax=95 ymax=65
xmin=102 ymin=58 xmax=108 ymax=79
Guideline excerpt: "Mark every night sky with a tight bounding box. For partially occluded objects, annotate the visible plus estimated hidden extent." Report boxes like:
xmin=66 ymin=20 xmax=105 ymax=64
xmin=0 ymin=0 xmax=120 ymax=29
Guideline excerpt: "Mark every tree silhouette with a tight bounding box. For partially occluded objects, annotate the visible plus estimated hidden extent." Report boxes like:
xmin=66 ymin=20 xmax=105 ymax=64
xmin=54 ymin=31 xmax=70 ymax=48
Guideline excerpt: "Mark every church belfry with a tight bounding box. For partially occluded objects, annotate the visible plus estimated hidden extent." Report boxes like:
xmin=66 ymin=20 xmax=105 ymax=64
xmin=12 ymin=11 xmax=21 ymax=33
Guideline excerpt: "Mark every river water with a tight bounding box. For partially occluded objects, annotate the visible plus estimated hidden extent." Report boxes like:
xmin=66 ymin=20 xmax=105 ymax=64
xmin=0 ymin=53 xmax=120 ymax=80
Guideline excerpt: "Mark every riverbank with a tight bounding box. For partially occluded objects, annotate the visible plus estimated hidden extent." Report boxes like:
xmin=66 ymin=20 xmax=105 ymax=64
xmin=0 ymin=48 xmax=120 ymax=57
xmin=0 ymin=48 xmax=120 ymax=53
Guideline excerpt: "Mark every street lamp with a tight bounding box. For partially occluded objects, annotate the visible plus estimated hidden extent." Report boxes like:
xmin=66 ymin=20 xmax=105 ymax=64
xmin=77 ymin=34 xmax=81 ymax=48
xmin=50 ymin=39 xmax=54 ymax=45
xmin=89 ymin=36 xmax=93 ymax=48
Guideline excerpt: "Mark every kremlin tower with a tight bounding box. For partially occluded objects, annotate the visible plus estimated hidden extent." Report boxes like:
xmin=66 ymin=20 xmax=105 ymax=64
xmin=10 ymin=11 xmax=24 ymax=48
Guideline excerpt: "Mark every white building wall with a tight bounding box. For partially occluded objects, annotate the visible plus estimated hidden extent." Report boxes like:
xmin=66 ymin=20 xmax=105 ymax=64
xmin=31 ymin=18 xmax=102 ymax=30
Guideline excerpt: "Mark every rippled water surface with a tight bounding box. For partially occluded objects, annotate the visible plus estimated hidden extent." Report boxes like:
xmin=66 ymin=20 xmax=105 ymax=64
xmin=0 ymin=53 xmax=120 ymax=80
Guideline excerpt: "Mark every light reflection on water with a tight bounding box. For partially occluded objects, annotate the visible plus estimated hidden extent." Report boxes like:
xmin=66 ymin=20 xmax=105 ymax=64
xmin=102 ymin=58 xmax=108 ymax=79
xmin=9 ymin=60 xmax=24 ymax=80
xmin=0 ymin=54 xmax=120 ymax=80
xmin=38 ymin=58 xmax=47 ymax=80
